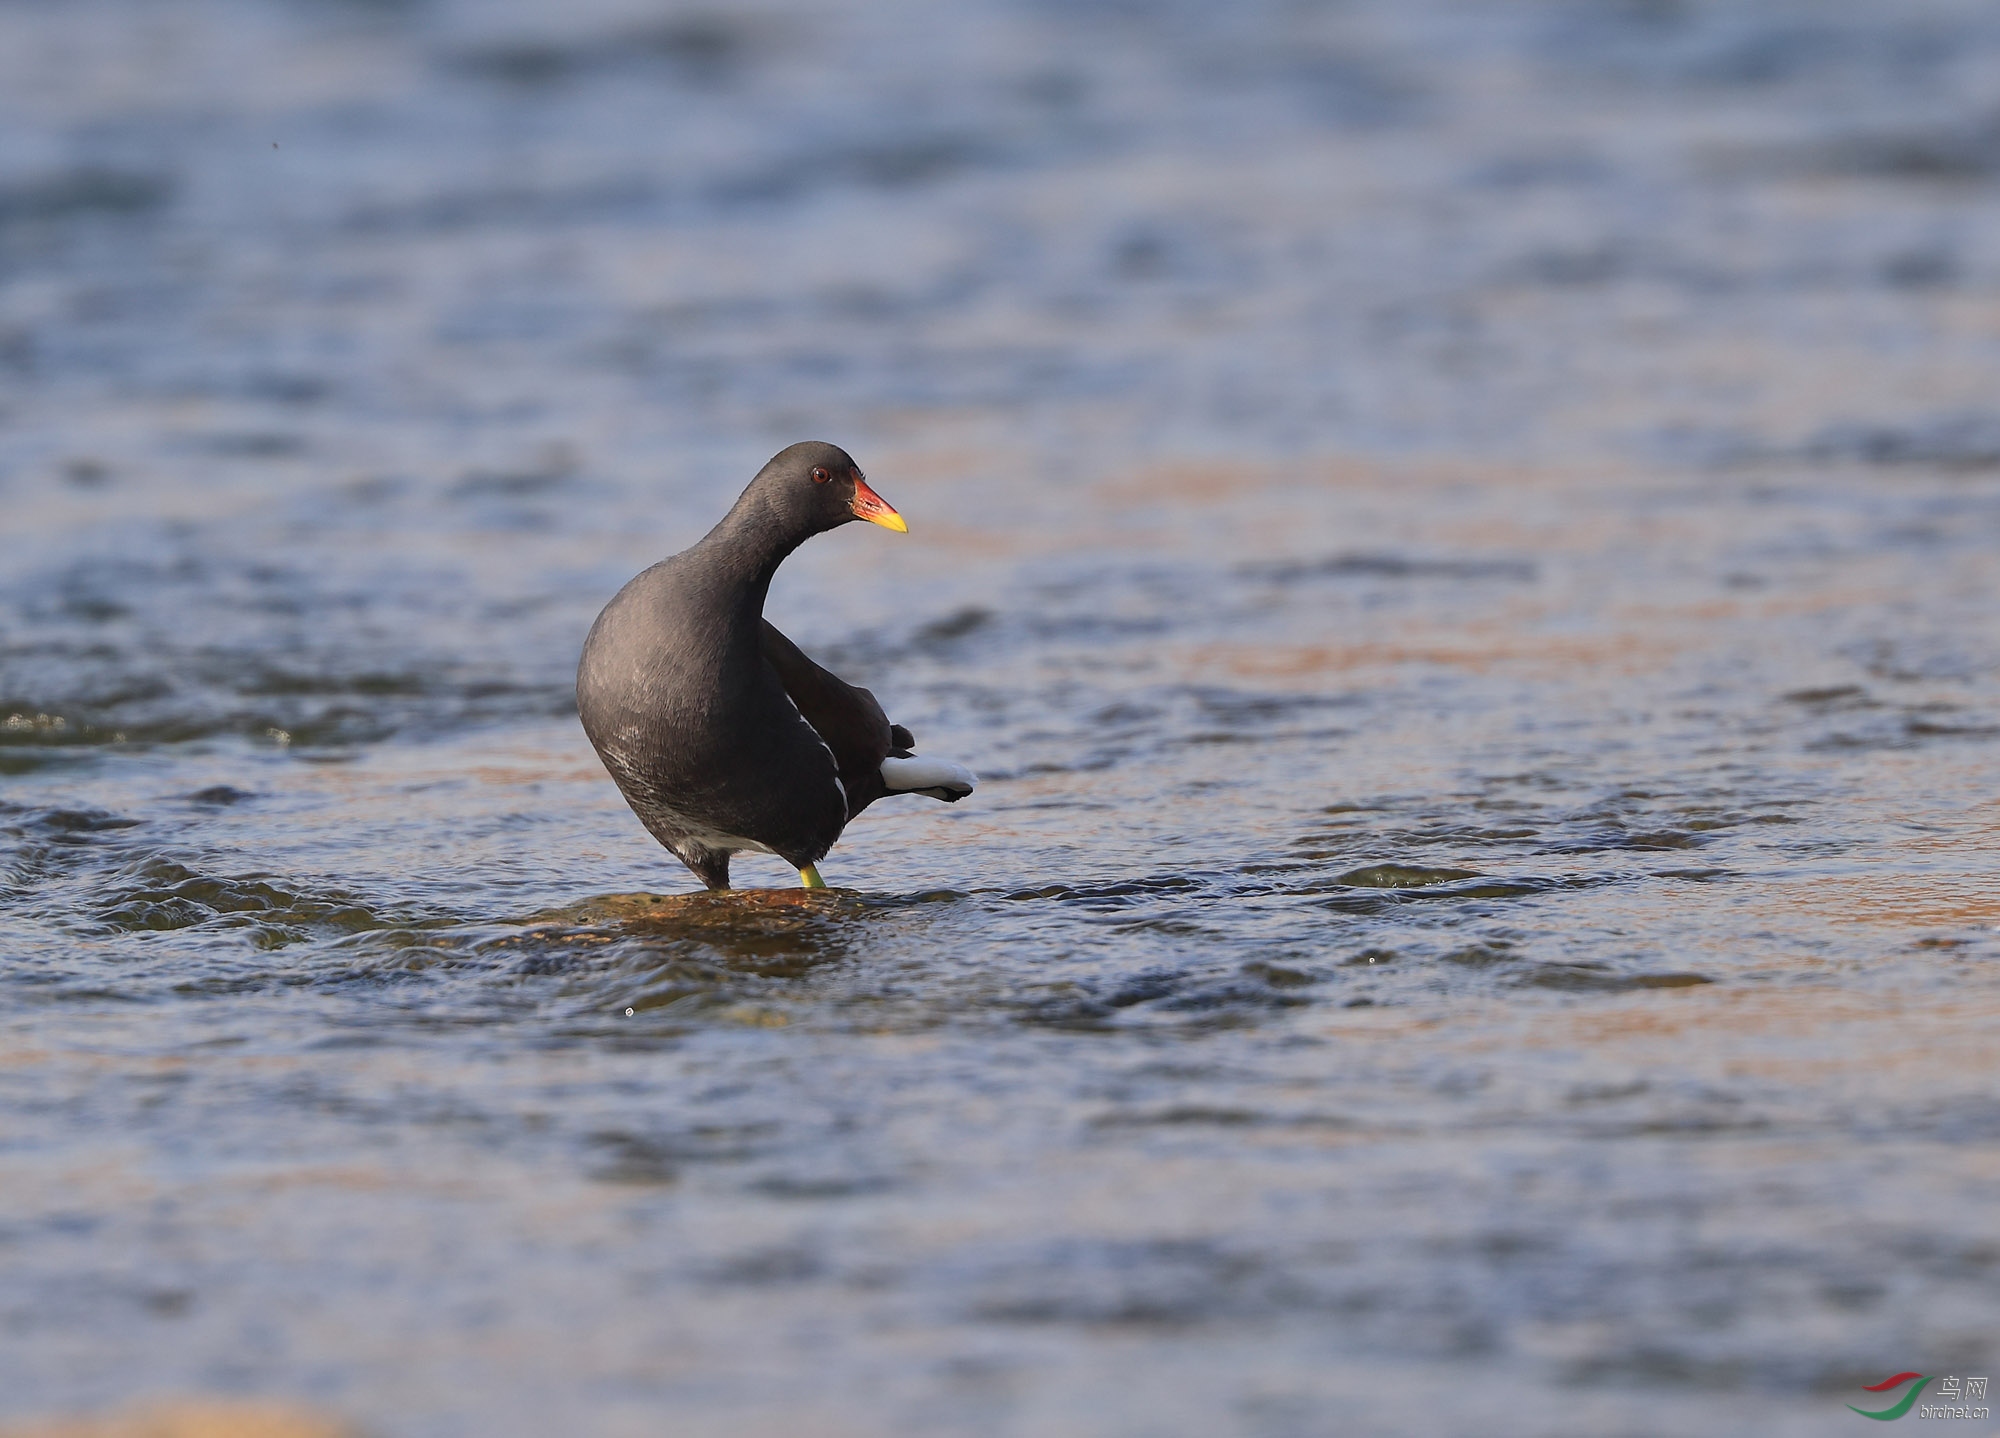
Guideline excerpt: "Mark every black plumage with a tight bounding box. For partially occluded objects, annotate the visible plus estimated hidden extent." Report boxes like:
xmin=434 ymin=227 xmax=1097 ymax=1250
xmin=576 ymin=441 xmax=974 ymax=890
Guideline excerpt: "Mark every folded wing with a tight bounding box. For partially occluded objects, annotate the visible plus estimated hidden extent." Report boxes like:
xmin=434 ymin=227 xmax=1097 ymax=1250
xmin=760 ymin=621 xmax=901 ymax=818
xmin=759 ymin=621 xmax=976 ymax=819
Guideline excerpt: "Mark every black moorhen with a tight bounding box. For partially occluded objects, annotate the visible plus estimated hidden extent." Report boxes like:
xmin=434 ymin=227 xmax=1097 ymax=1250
xmin=576 ymin=441 xmax=976 ymax=890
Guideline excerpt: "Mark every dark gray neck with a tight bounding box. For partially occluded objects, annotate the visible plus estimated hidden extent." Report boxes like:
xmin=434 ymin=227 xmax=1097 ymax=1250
xmin=700 ymin=488 xmax=811 ymax=589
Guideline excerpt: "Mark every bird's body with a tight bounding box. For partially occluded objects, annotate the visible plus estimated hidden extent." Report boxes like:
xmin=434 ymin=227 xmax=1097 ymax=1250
xmin=576 ymin=442 xmax=974 ymax=890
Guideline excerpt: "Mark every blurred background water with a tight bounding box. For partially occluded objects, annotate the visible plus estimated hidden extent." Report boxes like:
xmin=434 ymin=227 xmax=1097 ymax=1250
xmin=2 ymin=1 xmax=1999 ymax=1434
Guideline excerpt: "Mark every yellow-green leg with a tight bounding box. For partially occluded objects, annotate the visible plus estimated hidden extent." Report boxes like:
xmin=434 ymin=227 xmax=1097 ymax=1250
xmin=798 ymin=864 xmax=827 ymax=889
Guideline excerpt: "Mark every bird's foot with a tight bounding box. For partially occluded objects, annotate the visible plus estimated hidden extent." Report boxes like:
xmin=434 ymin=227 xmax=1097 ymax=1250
xmin=798 ymin=864 xmax=828 ymax=889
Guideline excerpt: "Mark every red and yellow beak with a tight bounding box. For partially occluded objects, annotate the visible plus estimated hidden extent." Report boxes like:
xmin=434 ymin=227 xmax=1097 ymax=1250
xmin=849 ymin=474 xmax=907 ymax=533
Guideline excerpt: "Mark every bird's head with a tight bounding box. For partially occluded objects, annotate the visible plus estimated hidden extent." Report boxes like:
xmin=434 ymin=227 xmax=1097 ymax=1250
xmin=749 ymin=440 xmax=906 ymax=539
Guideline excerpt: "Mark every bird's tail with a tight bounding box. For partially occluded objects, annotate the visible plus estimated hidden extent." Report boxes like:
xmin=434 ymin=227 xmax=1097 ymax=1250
xmin=880 ymin=756 xmax=977 ymax=802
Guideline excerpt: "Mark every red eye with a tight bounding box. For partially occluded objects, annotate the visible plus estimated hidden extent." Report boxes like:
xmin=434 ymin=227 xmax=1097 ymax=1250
xmin=811 ymin=466 xmax=830 ymax=484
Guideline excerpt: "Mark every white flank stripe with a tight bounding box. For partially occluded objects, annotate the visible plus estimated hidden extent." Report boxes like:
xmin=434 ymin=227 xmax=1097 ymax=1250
xmin=781 ymin=693 xmax=845 ymax=808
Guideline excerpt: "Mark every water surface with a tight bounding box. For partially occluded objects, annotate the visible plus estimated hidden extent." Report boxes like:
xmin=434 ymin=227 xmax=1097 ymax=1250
xmin=3 ymin=1 xmax=1999 ymax=1434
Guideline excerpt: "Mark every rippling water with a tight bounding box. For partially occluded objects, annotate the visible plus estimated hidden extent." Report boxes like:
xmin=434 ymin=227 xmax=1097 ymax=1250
xmin=4 ymin=1 xmax=1999 ymax=1434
